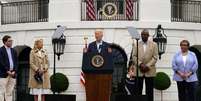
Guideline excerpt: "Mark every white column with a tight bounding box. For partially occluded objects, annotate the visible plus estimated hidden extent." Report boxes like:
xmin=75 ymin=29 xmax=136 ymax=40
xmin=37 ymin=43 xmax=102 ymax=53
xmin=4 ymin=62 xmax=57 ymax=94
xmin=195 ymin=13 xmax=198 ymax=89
xmin=0 ymin=1 xmax=2 ymax=25
xmin=140 ymin=0 xmax=171 ymax=22
xmin=49 ymin=0 xmax=81 ymax=22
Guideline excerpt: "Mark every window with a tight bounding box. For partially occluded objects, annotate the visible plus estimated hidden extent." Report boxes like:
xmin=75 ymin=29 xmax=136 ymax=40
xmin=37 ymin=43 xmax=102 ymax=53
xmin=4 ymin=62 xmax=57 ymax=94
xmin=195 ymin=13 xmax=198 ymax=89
xmin=81 ymin=0 xmax=139 ymax=21
xmin=171 ymin=0 xmax=201 ymax=23
xmin=1 ymin=0 xmax=49 ymax=24
xmin=38 ymin=0 xmax=49 ymax=20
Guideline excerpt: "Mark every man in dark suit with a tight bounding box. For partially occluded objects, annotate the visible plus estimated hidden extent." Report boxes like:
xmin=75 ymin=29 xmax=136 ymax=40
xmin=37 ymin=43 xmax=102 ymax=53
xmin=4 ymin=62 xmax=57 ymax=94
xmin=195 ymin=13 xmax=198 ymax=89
xmin=0 ymin=35 xmax=18 ymax=101
xmin=83 ymin=29 xmax=112 ymax=101
xmin=84 ymin=30 xmax=112 ymax=54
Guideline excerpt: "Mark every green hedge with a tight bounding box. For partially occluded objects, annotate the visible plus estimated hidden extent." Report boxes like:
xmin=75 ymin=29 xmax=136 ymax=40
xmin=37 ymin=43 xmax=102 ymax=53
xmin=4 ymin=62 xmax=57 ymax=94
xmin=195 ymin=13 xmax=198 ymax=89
xmin=50 ymin=73 xmax=69 ymax=93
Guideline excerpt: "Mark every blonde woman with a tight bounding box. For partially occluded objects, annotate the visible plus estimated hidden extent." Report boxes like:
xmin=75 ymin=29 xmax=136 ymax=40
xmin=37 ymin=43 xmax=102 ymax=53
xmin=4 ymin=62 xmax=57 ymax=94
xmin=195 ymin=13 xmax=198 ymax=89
xmin=28 ymin=39 xmax=50 ymax=101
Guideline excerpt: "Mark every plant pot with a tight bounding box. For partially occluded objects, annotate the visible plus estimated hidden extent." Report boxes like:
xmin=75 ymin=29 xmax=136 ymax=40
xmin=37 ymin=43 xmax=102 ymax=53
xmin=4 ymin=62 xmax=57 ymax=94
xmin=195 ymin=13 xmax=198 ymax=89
xmin=16 ymin=93 xmax=34 ymax=101
xmin=45 ymin=94 xmax=76 ymax=101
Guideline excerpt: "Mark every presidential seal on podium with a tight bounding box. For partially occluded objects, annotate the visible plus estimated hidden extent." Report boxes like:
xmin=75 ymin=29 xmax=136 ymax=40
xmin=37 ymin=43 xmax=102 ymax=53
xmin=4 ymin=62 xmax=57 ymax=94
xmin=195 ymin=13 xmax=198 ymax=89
xmin=91 ymin=55 xmax=104 ymax=68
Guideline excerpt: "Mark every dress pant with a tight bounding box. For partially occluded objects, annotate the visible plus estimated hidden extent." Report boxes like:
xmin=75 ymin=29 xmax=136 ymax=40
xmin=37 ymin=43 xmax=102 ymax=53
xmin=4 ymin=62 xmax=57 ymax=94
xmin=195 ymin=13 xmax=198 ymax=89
xmin=85 ymin=73 xmax=112 ymax=101
xmin=137 ymin=77 xmax=154 ymax=101
xmin=0 ymin=76 xmax=16 ymax=101
xmin=177 ymin=81 xmax=197 ymax=101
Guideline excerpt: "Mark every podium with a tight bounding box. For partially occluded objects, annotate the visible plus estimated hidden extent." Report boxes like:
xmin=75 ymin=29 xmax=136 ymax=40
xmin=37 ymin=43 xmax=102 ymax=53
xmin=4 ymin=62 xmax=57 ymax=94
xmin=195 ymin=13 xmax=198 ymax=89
xmin=82 ymin=52 xmax=113 ymax=73
xmin=82 ymin=52 xmax=113 ymax=101
xmin=115 ymin=94 xmax=148 ymax=101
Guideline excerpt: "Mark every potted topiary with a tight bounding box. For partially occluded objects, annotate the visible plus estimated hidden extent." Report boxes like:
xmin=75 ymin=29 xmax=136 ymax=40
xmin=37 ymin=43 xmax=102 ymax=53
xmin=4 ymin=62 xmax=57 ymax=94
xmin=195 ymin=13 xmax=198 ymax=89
xmin=154 ymin=72 xmax=171 ymax=101
xmin=45 ymin=73 xmax=76 ymax=101
xmin=50 ymin=72 xmax=69 ymax=93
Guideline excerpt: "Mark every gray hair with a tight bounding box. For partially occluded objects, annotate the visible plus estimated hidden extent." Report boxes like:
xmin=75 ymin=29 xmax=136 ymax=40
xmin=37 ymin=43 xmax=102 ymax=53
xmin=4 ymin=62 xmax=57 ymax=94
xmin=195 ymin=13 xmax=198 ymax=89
xmin=141 ymin=29 xmax=149 ymax=34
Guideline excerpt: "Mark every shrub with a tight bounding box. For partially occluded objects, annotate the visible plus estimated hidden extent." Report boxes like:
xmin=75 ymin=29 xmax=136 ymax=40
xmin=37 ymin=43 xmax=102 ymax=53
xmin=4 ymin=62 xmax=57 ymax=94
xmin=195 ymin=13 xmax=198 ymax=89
xmin=154 ymin=72 xmax=171 ymax=90
xmin=50 ymin=73 xmax=69 ymax=93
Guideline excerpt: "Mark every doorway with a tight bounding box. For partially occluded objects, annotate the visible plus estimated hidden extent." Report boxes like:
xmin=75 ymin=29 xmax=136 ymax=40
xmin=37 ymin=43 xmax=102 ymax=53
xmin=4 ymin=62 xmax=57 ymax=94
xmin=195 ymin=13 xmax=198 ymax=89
xmin=14 ymin=45 xmax=33 ymax=101
xmin=110 ymin=44 xmax=128 ymax=100
xmin=189 ymin=45 xmax=201 ymax=85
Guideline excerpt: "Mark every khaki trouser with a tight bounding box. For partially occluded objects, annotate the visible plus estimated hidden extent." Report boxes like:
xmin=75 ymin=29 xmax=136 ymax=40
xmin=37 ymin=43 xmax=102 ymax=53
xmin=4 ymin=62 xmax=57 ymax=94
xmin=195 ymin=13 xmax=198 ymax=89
xmin=0 ymin=76 xmax=16 ymax=101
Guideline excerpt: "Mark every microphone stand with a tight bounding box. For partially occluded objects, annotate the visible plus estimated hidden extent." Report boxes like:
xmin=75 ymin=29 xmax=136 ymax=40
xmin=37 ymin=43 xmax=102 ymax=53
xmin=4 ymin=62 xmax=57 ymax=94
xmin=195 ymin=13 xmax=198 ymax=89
xmin=132 ymin=37 xmax=140 ymax=96
xmin=136 ymin=38 xmax=139 ymax=96
xmin=127 ymin=26 xmax=141 ymax=97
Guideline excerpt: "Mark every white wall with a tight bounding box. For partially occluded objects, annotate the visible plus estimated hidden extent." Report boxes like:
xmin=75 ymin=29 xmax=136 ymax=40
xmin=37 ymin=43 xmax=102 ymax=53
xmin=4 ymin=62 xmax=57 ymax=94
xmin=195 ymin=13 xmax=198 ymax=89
xmin=0 ymin=23 xmax=201 ymax=101
xmin=140 ymin=0 xmax=171 ymax=22
xmin=49 ymin=0 xmax=171 ymax=22
xmin=49 ymin=0 xmax=81 ymax=22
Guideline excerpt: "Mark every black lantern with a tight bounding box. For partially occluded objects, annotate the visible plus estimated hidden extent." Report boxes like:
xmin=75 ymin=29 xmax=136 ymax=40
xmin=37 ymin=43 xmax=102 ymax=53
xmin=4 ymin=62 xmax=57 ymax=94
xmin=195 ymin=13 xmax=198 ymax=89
xmin=153 ymin=24 xmax=167 ymax=59
xmin=52 ymin=25 xmax=66 ymax=94
xmin=52 ymin=25 xmax=66 ymax=60
xmin=52 ymin=36 xmax=66 ymax=60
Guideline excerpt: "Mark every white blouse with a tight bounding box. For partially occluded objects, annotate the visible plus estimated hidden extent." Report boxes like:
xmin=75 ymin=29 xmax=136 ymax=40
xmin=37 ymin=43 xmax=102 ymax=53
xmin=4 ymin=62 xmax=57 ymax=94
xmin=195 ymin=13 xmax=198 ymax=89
xmin=182 ymin=55 xmax=187 ymax=66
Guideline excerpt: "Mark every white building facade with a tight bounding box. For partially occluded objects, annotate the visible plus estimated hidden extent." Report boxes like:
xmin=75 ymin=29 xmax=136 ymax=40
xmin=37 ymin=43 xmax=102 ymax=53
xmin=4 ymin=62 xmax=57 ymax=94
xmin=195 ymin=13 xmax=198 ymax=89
xmin=0 ymin=0 xmax=201 ymax=101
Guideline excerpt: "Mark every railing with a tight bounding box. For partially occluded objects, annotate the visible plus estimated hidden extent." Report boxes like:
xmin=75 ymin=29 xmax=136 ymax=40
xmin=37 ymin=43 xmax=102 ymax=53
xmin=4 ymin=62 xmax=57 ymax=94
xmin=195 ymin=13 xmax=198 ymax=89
xmin=171 ymin=0 xmax=201 ymax=23
xmin=81 ymin=0 xmax=139 ymax=21
xmin=1 ymin=0 xmax=49 ymax=25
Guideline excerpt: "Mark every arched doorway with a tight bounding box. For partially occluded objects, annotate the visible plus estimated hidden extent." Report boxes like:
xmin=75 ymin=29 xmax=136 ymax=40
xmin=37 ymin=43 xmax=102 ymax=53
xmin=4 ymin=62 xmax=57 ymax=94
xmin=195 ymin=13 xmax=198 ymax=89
xmin=110 ymin=44 xmax=128 ymax=100
xmin=14 ymin=45 xmax=33 ymax=101
xmin=189 ymin=45 xmax=201 ymax=86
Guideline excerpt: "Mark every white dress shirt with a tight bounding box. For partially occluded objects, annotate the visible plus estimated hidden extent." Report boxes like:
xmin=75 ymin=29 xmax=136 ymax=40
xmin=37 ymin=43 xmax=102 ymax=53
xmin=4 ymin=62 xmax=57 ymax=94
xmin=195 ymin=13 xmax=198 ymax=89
xmin=96 ymin=41 xmax=103 ymax=53
xmin=142 ymin=41 xmax=147 ymax=53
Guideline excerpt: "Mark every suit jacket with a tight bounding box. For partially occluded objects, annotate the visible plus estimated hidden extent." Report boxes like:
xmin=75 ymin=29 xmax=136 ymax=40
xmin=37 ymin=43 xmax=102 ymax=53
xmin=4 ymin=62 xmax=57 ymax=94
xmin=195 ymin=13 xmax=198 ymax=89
xmin=132 ymin=40 xmax=158 ymax=77
xmin=172 ymin=51 xmax=198 ymax=82
xmin=87 ymin=41 xmax=110 ymax=54
xmin=28 ymin=49 xmax=50 ymax=89
xmin=0 ymin=46 xmax=18 ymax=78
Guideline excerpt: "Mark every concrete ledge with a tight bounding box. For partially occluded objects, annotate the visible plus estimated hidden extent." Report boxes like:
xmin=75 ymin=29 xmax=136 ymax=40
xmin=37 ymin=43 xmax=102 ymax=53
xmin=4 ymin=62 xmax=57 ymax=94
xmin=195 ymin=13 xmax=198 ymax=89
xmin=1 ymin=21 xmax=201 ymax=32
